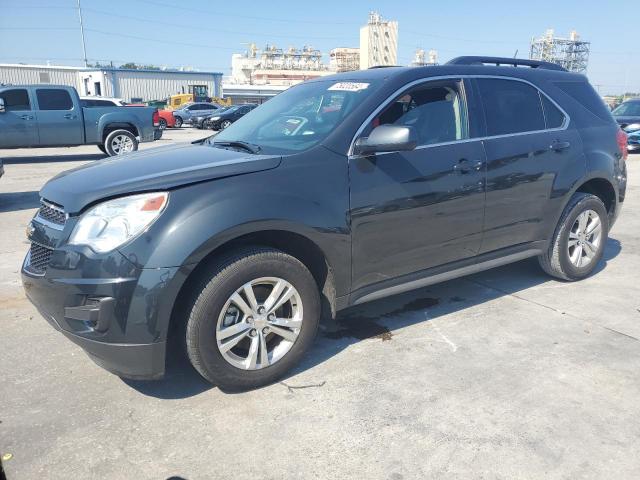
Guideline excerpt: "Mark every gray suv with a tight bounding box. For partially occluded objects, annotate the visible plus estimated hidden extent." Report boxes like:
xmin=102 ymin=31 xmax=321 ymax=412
xmin=22 ymin=57 xmax=627 ymax=391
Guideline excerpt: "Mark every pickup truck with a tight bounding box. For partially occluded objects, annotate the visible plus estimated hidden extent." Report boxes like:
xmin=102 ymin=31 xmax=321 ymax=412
xmin=0 ymin=85 xmax=159 ymax=156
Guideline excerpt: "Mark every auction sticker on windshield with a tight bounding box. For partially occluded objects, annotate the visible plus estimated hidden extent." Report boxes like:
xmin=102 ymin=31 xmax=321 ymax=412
xmin=328 ymin=82 xmax=370 ymax=92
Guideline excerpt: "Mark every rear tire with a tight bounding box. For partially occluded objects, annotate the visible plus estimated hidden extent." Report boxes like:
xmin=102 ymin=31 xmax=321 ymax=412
xmin=185 ymin=247 xmax=321 ymax=391
xmin=104 ymin=129 xmax=138 ymax=156
xmin=538 ymin=193 xmax=608 ymax=281
xmin=158 ymin=118 xmax=167 ymax=130
xmin=174 ymin=116 xmax=183 ymax=128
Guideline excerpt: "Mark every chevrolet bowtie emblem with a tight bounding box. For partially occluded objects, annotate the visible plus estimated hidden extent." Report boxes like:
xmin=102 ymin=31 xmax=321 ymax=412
xmin=26 ymin=222 xmax=35 ymax=238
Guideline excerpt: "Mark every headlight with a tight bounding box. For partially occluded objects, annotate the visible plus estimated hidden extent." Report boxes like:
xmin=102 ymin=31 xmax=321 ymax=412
xmin=69 ymin=192 xmax=168 ymax=253
xmin=624 ymin=123 xmax=640 ymax=133
xmin=210 ymin=116 xmax=221 ymax=121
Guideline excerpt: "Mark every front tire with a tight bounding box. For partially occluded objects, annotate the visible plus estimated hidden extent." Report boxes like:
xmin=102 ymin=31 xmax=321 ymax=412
xmin=538 ymin=193 xmax=608 ymax=281
xmin=185 ymin=247 xmax=321 ymax=391
xmin=104 ymin=129 xmax=138 ymax=156
xmin=174 ymin=116 xmax=183 ymax=128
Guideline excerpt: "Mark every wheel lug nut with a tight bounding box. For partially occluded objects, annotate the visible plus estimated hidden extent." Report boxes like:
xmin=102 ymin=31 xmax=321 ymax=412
xmin=258 ymin=307 xmax=266 ymax=314
xmin=268 ymin=314 xmax=275 ymax=321
xmin=262 ymin=327 xmax=269 ymax=334
xmin=250 ymin=329 xmax=257 ymax=337
xmin=247 ymin=316 xmax=253 ymax=323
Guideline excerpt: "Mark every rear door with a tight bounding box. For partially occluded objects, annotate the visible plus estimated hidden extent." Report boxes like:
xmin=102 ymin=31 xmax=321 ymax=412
xmin=474 ymin=77 xmax=584 ymax=253
xmin=0 ymin=88 xmax=39 ymax=147
xmin=35 ymin=88 xmax=83 ymax=146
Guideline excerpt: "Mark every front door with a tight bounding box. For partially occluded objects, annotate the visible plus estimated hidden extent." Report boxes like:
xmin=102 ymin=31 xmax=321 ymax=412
xmin=35 ymin=88 xmax=83 ymax=146
xmin=0 ymin=88 xmax=39 ymax=148
xmin=349 ymin=79 xmax=486 ymax=292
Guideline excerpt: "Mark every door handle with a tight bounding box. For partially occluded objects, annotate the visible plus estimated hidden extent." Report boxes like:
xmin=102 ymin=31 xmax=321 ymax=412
xmin=63 ymin=113 xmax=77 ymax=120
xmin=453 ymin=159 xmax=484 ymax=174
xmin=550 ymin=140 xmax=571 ymax=151
xmin=20 ymin=114 xmax=34 ymax=120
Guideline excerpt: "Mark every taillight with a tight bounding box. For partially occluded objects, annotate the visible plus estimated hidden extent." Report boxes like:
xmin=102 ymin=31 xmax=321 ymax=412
xmin=616 ymin=129 xmax=628 ymax=161
xmin=152 ymin=109 xmax=160 ymax=127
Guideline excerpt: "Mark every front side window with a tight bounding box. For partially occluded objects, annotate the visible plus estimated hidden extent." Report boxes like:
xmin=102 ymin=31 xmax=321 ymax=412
xmin=36 ymin=89 xmax=73 ymax=111
xmin=213 ymin=79 xmax=382 ymax=154
xmin=477 ymin=78 xmax=545 ymax=136
xmin=366 ymin=80 xmax=467 ymax=146
xmin=0 ymin=89 xmax=31 ymax=111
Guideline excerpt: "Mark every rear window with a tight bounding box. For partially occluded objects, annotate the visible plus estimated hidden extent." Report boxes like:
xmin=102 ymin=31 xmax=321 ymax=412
xmin=477 ymin=78 xmax=545 ymax=136
xmin=36 ymin=89 xmax=73 ymax=110
xmin=554 ymin=81 xmax=613 ymax=122
xmin=0 ymin=89 xmax=31 ymax=111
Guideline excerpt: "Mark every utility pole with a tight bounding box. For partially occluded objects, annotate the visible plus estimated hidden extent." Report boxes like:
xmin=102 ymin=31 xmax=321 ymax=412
xmin=77 ymin=0 xmax=88 ymax=67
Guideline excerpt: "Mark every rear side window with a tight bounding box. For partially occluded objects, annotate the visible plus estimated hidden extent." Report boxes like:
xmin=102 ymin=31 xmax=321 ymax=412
xmin=0 ymin=89 xmax=31 ymax=111
xmin=540 ymin=94 xmax=566 ymax=128
xmin=477 ymin=78 xmax=545 ymax=136
xmin=36 ymin=89 xmax=73 ymax=110
xmin=554 ymin=81 xmax=613 ymax=122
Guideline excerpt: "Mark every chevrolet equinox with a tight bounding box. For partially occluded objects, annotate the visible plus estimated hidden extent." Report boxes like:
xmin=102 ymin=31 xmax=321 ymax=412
xmin=22 ymin=57 xmax=628 ymax=390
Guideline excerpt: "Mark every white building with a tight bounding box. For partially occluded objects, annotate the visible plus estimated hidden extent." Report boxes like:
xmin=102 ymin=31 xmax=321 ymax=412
xmin=359 ymin=12 xmax=398 ymax=69
xmin=0 ymin=63 xmax=223 ymax=103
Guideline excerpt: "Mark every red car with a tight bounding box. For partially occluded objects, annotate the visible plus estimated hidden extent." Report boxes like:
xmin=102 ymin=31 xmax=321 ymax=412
xmin=127 ymin=105 xmax=176 ymax=130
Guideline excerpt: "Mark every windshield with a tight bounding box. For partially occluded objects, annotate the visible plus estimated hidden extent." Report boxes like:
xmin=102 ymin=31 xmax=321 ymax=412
xmin=212 ymin=79 xmax=381 ymax=154
xmin=612 ymin=102 xmax=640 ymax=117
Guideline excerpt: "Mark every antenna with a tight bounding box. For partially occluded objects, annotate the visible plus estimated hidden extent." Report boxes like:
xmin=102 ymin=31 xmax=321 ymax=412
xmin=77 ymin=0 xmax=88 ymax=67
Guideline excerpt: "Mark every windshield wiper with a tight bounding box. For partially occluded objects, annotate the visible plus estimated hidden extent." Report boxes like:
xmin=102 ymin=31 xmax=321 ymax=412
xmin=213 ymin=140 xmax=261 ymax=154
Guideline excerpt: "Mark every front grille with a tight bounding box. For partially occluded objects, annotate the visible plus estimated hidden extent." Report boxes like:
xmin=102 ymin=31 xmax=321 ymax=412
xmin=24 ymin=242 xmax=54 ymax=275
xmin=37 ymin=200 xmax=66 ymax=227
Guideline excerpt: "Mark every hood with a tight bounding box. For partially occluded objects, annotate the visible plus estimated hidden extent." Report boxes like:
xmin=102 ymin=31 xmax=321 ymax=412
xmin=40 ymin=142 xmax=281 ymax=214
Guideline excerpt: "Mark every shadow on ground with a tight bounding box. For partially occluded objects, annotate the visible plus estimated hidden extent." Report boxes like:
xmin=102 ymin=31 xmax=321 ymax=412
xmin=2 ymin=153 xmax=106 ymax=164
xmin=0 ymin=191 xmax=40 ymax=212
xmin=123 ymin=238 xmax=622 ymax=399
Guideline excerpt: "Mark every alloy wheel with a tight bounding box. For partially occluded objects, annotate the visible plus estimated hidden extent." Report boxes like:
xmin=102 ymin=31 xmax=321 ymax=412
xmin=110 ymin=134 xmax=135 ymax=155
xmin=216 ymin=277 xmax=303 ymax=370
xmin=567 ymin=209 xmax=602 ymax=268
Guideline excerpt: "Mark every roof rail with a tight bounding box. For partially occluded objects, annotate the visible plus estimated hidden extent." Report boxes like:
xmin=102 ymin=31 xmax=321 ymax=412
xmin=368 ymin=65 xmax=401 ymax=69
xmin=446 ymin=56 xmax=567 ymax=72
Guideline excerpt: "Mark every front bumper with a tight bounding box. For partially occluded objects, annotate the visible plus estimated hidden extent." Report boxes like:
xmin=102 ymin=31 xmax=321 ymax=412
xmin=22 ymin=231 xmax=180 ymax=379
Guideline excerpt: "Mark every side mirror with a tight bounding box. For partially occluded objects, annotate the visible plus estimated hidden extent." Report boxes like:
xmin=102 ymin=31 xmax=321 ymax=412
xmin=0 ymin=98 xmax=5 ymax=113
xmin=354 ymin=124 xmax=417 ymax=155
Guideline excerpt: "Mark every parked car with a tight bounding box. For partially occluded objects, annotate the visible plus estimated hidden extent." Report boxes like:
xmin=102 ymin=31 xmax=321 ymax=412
xmin=612 ymin=98 xmax=640 ymax=132
xmin=205 ymin=104 xmax=258 ymax=130
xmin=172 ymin=102 xmax=220 ymax=127
xmin=22 ymin=57 xmax=627 ymax=390
xmin=156 ymin=110 xmax=176 ymax=130
xmin=0 ymin=85 xmax=159 ymax=156
xmin=627 ymin=130 xmax=640 ymax=153
xmin=191 ymin=109 xmax=224 ymax=129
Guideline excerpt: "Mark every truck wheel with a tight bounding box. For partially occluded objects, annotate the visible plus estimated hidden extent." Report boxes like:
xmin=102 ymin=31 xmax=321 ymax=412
xmin=174 ymin=116 xmax=183 ymax=128
xmin=185 ymin=247 xmax=320 ymax=391
xmin=538 ymin=193 xmax=608 ymax=281
xmin=97 ymin=144 xmax=107 ymax=155
xmin=104 ymin=129 xmax=138 ymax=156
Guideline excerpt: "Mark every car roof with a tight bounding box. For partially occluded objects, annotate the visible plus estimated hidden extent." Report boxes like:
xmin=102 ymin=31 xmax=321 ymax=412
xmin=308 ymin=63 xmax=585 ymax=86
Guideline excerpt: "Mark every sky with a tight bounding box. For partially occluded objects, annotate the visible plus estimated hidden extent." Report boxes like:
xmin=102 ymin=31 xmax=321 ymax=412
xmin=0 ymin=0 xmax=637 ymax=95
